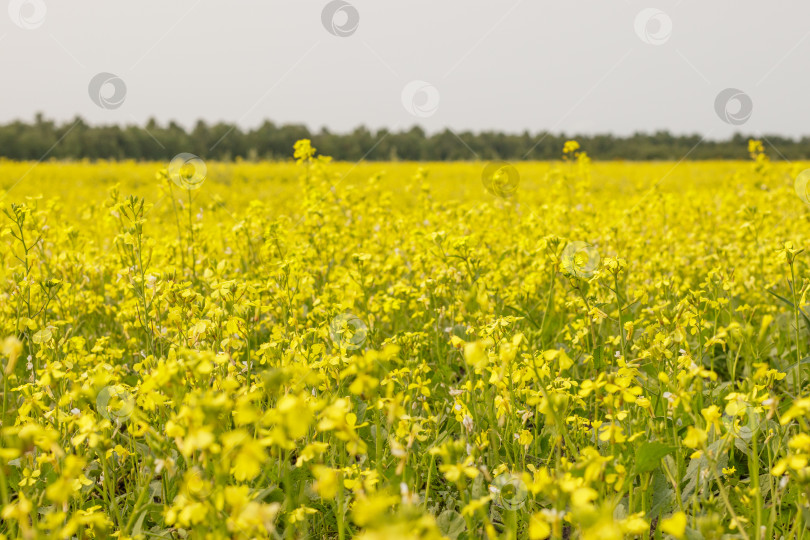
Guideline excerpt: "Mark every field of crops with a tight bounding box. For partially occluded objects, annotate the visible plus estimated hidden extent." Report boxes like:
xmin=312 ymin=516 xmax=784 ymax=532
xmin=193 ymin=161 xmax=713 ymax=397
xmin=0 ymin=140 xmax=809 ymax=539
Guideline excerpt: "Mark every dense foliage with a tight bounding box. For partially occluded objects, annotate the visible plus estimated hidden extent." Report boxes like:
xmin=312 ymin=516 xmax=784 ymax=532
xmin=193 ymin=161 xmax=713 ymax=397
xmin=3 ymin=114 xmax=810 ymax=162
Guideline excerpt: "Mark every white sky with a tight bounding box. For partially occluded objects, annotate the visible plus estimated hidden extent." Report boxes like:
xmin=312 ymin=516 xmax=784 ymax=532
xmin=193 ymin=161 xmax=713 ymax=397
xmin=1 ymin=0 xmax=809 ymax=139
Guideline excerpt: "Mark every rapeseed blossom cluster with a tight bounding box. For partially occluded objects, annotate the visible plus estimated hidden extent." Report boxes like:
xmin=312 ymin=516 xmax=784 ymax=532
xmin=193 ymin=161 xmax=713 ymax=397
xmin=0 ymin=141 xmax=808 ymax=538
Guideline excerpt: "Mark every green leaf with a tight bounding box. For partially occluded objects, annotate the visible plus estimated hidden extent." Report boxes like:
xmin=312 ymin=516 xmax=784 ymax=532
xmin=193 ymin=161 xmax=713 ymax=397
xmin=648 ymin=470 xmax=675 ymax=517
xmin=802 ymin=507 xmax=810 ymax=530
xmin=131 ymin=510 xmax=147 ymax=537
xmin=436 ymin=510 xmax=466 ymax=540
xmin=781 ymin=355 xmax=810 ymax=375
xmin=682 ymin=440 xmax=727 ymax=503
xmin=32 ymin=328 xmax=52 ymax=344
xmin=684 ymin=527 xmax=705 ymax=540
xmin=764 ymin=288 xmax=810 ymax=333
xmin=254 ymin=484 xmax=283 ymax=504
xmin=471 ymin=474 xmax=486 ymax=499
xmin=634 ymin=442 xmax=675 ymax=474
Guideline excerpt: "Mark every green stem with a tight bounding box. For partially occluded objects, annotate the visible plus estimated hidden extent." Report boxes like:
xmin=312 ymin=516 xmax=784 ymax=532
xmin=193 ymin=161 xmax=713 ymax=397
xmin=789 ymin=263 xmax=802 ymax=394
xmin=614 ymin=273 xmax=627 ymax=360
xmin=187 ymin=189 xmax=196 ymax=282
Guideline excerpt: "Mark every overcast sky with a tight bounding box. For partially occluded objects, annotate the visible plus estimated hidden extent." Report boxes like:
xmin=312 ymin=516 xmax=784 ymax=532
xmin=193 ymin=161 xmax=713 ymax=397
xmin=1 ymin=0 xmax=809 ymax=139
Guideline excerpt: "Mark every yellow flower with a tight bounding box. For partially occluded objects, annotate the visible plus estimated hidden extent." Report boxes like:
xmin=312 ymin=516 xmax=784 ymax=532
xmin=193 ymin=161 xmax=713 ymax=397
xmin=780 ymin=398 xmax=810 ymax=425
xmin=312 ymin=465 xmax=340 ymax=499
xmin=1 ymin=336 xmax=22 ymax=374
xmin=517 ymin=429 xmax=534 ymax=446
xmin=621 ymin=512 xmax=649 ymax=535
xmin=439 ymin=456 xmax=479 ymax=483
xmin=287 ymin=505 xmax=317 ymax=524
xmin=351 ymin=494 xmax=399 ymax=527
xmin=18 ymin=468 xmax=40 ymax=487
xmin=223 ymin=430 xmax=266 ymax=481
xmin=660 ymin=511 xmax=687 ymax=539
xmin=563 ymin=140 xmax=580 ymax=154
xmin=701 ymin=405 xmax=722 ymax=432
xmin=683 ymin=426 xmax=707 ymax=449
xmin=529 ymin=513 xmax=551 ymax=539
xmin=293 ymin=139 xmax=316 ymax=163
xmin=571 ymin=487 xmax=598 ymax=508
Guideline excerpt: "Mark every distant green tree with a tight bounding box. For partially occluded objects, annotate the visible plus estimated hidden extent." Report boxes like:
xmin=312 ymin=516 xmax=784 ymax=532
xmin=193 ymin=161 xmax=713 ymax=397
xmin=0 ymin=114 xmax=807 ymax=162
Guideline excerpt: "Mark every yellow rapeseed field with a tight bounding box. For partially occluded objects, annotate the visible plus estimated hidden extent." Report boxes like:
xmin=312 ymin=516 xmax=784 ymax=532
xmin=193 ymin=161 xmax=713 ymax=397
xmin=0 ymin=140 xmax=809 ymax=539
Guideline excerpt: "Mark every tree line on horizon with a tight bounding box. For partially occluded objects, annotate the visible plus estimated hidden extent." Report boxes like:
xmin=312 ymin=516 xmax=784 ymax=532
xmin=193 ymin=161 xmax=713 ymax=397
xmin=0 ymin=114 xmax=807 ymax=162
